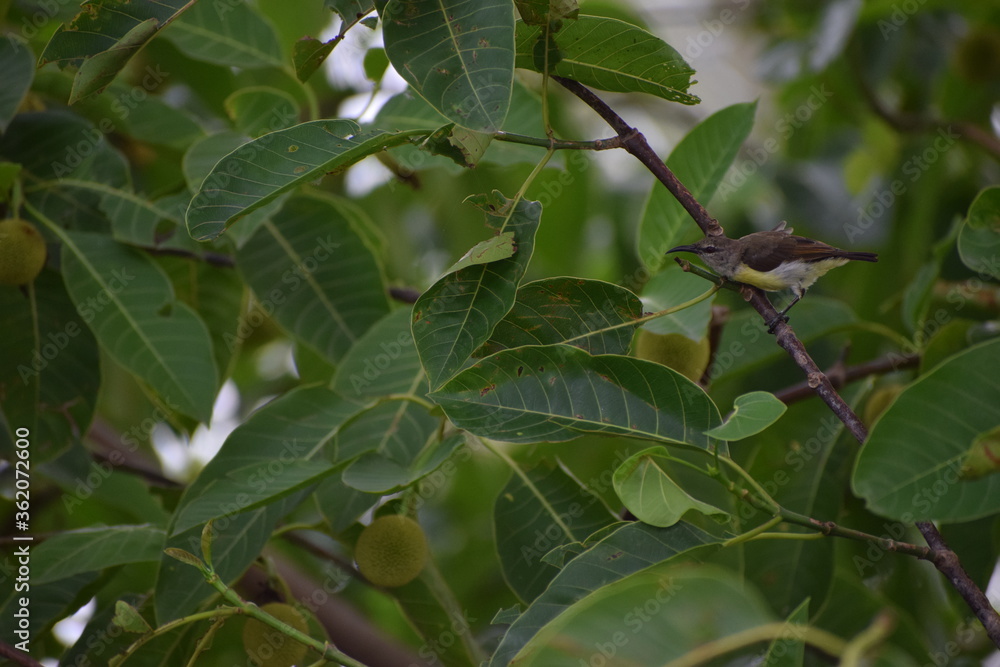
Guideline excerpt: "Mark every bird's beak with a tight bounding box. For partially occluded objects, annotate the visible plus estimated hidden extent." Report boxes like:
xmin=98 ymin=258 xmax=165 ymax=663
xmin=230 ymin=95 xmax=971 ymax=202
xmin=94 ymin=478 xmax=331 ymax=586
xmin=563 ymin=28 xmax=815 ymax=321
xmin=667 ymin=244 xmax=699 ymax=254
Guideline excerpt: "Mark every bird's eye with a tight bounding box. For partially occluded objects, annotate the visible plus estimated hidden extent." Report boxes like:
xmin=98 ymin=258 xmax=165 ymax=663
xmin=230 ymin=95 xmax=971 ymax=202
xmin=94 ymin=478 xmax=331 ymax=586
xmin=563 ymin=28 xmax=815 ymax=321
xmin=702 ymin=245 xmax=717 ymax=253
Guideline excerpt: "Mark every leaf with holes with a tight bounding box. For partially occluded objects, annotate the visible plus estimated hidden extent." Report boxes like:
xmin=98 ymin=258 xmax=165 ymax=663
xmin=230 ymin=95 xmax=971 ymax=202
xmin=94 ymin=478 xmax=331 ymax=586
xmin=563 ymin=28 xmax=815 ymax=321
xmin=39 ymin=0 xmax=191 ymax=103
xmin=515 ymin=15 xmax=699 ymax=105
xmin=477 ymin=277 xmax=643 ymax=357
xmin=382 ymin=0 xmax=515 ymax=132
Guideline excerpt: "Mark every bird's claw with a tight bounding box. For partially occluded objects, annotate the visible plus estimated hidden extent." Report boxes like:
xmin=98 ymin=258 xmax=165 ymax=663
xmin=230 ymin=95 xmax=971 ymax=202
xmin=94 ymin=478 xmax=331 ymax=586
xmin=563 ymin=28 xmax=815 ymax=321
xmin=766 ymin=313 xmax=789 ymax=334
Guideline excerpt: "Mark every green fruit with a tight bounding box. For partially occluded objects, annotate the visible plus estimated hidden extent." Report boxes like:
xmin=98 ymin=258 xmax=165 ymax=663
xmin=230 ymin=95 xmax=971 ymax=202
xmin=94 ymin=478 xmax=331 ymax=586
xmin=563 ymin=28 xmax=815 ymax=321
xmin=242 ymin=602 xmax=309 ymax=667
xmin=863 ymin=384 xmax=905 ymax=426
xmin=0 ymin=218 xmax=46 ymax=286
xmin=635 ymin=331 xmax=710 ymax=382
xmin=355 ymin=515 xmax=428 ymax=588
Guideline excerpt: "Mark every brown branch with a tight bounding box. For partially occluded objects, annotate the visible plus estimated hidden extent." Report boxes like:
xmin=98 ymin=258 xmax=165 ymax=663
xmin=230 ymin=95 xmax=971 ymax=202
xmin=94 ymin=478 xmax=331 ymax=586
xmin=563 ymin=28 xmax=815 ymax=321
xmin=553 ymin=76 xmax=722 ymax=238
xmin=918 ymin=522 xmax=1000 ymax=643
xmin=851 ymin=50 xmax=1000 ymax=161
xmin=553 ymin=77 xmax=1000 ymax=648
xmin=773 ymin=352 xmax=920 ymax=405
xmin=0 ymin=643 xmax=44 ymax=667
xmin=388 ymin=285 xmax=421 ymax=304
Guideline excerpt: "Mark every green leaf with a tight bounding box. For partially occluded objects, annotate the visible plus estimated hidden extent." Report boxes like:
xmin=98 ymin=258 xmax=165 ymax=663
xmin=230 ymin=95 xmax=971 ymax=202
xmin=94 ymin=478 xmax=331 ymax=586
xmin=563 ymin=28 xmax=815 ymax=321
xmin=332 ymin=307 xmax=424 ymax=400
xmin=494 ymin=461 xmax=617 ymax=603
xmin=382 ymin=0 xmax=515 ymax=132
xmin=235 ymin=195 xmax=391 ymax=363
xmin=515 ymin=0 xmax=578 ymax=25
xmin=489 ymin=521 xmax=722 ymax=666
xmin=430 ymin=344 xmax=721 ymax=447
xmin=363 ymin=46 xmax=390 ymax=81
xmin=157 ymin=496 xmax=306 ymax=622
xmin=412 ymin=191 xmax=540 ymax=389
xmin=173 ymin=459 xmax=338 ymax=533
xmin=39 ymin=0 xmax=190 ymax=103
xmin=477 ymin=277 xmax=643 ymax=357
xmin=33 ymin=525 xmax=165 ymax=584
xmin=50 ymin=178 xmax=182 ymax=246
xmin=174 ymin=385 xmax=362 ymax=519
xmin=446 ymin=231 xmax=516 ymax=272
xmin=0 ymin=269 xmax=100 ymax=460
xmin=959 ymin=425 xmax=1000 ymax=480
xmin=902 ymin=220 xmax=959 ymax=334
xmin=327 ymin=0 xmax=375 ymax=23
xmin=613 ymin=447 xmax=728 ymax=527
xmin=59 ymin=232 xmax=218 ymax=422
xmin=710 ymin=298 xmax=856 ymax=382
xmin=508 ymin=565 xmax=776 ymax=666
xmin=185 ymin=120 xmax=421 ymax=240
xmin=422 ymin=124 xmax=494 ymax=168
xmin=704 ymin=391 xmax=787 ymax=441
xmin=112 ymin=601 xmax=152 ymax=633
xmin=853 ymin=338 xmax=1000 ymax=521
xmin=113 ymin=89 xmax=205 ymax=150
xmin=637 ymin=102 xmax=756 ymax=272
xmin=157 ymin=385 xmax=362 ymax=621
xmin=515 ymin=15 xmax=699 ymax=105
xmin=162 ymin=0 xmax=284 ymax=69
xmin=638 ymin=263 xmax=714 ymax=338
xmin=182 ymin=131 xmax=250 ymax=192
xmin=957 ymin=186 xmax=1000 ymax=280
xmin=293 ymin=36 xmax=341 ymax=83
xmin=390 ymin=573 xmax=484 ymax=667
xmin=224 ymin=86 xmax=301 ymax=138
xmin=330 ymin=400 xmax=436 ymax=466
xmin=742 ymin=390 xmax=852 ymax=615
xmin=0 ymin=38 xmax=35 ymax=133
xmin=342 ymin=432 xmax=465 ymax=493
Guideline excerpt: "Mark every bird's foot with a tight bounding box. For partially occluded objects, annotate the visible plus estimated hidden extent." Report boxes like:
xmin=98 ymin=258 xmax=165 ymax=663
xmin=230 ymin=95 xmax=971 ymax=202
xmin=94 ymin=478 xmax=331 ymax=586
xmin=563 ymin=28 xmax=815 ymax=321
xmin=766 ymin=313 xmax=789 ymax=334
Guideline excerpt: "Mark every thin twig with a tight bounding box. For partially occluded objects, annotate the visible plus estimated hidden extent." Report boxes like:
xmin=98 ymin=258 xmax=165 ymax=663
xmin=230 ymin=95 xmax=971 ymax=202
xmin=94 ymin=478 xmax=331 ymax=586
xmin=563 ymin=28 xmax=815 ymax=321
xmin=773 ymin=352 xmax=920 ymax=404
xmin=553 ymin=76 xmax=722 ymax=238
xmin=918 ymin=521 xmax=1000 ymax=642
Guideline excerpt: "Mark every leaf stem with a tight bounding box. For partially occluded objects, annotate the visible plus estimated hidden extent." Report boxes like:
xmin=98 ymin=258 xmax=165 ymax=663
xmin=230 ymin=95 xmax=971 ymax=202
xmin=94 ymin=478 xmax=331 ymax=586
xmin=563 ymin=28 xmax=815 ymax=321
xmin=493 ymin=131 xmax=622 ymax=151
xmin=658 ymin=622 xmax=847 ymax=667
xmin=561 ymin=284 xmax=721 ymax=347
xmin=722 ymin=515 xmax=783 ymax=548
xmin=111 ymin=607 xmax=243 ymax=665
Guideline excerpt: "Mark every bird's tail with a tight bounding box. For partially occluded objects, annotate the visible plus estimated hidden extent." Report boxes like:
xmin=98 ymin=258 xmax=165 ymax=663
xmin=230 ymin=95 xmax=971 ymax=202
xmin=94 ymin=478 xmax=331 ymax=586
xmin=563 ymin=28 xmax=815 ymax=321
xmin=841 ymin=251 xmax=878 ymax=262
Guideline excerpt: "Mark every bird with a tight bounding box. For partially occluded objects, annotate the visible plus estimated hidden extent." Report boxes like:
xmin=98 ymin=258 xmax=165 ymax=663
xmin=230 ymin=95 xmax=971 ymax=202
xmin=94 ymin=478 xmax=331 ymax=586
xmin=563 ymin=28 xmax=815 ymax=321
xmin=667 ymin=223 xmax=878 ymax=331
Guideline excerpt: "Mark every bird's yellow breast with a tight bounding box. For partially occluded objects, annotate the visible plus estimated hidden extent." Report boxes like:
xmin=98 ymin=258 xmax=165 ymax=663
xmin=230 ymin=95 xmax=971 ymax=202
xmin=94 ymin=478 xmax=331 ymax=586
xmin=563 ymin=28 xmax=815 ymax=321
xmin=732 ymin=258 xmax=849 ymax=292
